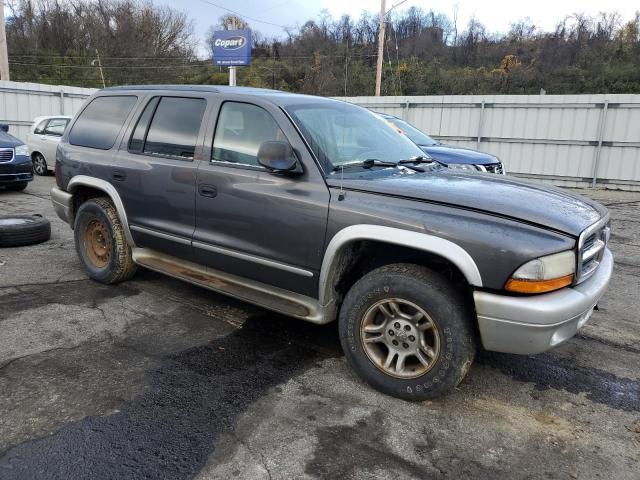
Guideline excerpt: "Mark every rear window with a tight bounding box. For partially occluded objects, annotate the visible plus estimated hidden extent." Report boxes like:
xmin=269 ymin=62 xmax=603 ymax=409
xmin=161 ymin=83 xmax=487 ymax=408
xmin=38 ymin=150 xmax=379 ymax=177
xmin=69 ymin=96 xmax=137 ymax=150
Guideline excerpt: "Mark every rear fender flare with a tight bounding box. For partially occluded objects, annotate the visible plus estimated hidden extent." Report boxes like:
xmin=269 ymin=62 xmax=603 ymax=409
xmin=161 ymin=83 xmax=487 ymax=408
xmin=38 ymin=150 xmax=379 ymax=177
xmin=67 ymin=175 xmax=135 ymax=247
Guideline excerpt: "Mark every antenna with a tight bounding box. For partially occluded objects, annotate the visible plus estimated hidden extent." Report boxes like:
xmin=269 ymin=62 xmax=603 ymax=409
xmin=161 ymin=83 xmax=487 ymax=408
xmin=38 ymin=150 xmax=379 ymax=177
xmin=338 ymin=165 xmax=346 ymax=201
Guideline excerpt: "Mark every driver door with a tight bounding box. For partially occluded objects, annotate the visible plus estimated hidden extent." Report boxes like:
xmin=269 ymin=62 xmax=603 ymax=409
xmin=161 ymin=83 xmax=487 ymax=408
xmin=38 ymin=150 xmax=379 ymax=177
xmin=193 ymin=99 xmax=330 ymax=297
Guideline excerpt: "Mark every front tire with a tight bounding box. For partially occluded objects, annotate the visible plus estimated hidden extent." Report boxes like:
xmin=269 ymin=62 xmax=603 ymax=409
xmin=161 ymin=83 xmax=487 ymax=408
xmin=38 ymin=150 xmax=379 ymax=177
xmin=74 ymin=197 xmax=137 ymax=284
xmin=32 ymin=153 xmax=48 ymax=176
xmin=339 ymin=263 xmax=475 ymax=400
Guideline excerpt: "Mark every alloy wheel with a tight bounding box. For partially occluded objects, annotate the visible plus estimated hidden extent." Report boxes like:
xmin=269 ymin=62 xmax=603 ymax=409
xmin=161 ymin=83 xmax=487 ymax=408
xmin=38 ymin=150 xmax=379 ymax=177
xmin=33 ymin=155 xmax=47 ymax=175
xmin=360 ymin=298 xmax=441 ymax=379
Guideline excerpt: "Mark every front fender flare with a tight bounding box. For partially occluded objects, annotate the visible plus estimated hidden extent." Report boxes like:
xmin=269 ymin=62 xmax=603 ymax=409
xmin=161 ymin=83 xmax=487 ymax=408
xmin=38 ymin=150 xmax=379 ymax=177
xmin=319 ymin=224 xmax=483 ymax=309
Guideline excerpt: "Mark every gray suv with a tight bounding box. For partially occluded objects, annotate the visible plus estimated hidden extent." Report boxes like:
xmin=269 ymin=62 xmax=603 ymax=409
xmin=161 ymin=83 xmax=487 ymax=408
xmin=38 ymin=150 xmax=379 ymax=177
xmin=51 ymin=86 xmax=613 ymax=400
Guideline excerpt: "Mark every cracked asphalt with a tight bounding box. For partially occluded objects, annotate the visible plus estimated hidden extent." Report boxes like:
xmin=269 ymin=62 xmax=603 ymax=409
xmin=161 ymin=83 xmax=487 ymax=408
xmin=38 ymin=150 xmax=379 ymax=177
xmin=1 ymin=176 xmax=639 ymax=480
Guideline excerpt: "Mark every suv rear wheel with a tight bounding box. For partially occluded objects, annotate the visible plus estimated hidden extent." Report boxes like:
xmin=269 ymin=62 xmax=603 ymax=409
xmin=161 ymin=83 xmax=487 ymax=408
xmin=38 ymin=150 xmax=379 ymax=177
xmin=74 ymin=197 xmax=136 ymax=284
xmin=339 ymin=263 xmax=475 ymax=400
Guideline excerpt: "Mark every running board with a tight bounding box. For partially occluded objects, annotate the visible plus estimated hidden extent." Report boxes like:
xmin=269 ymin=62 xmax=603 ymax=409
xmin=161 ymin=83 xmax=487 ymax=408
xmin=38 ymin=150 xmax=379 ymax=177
xmin=131 ymin=248 xmax=328 ymax=324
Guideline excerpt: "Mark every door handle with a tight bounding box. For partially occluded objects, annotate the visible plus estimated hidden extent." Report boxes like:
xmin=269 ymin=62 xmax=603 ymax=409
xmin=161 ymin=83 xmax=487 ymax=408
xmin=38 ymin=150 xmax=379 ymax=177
xmin=198 ymin=184 xmax=217 ymax=198
xmin=112 ymin=170 xmax=126 ymax=181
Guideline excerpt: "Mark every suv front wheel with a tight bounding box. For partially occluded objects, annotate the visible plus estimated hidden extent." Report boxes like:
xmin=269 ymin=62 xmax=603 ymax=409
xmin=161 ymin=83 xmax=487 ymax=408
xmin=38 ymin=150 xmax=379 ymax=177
xmin=339 ymin=263 xmax=475 ymax=400
xmin=74 ymin=197 xmax=137 ymax=284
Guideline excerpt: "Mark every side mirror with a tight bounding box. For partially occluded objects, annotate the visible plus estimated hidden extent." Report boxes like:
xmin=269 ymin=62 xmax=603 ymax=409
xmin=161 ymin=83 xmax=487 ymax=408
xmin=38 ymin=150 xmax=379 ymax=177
xmin=257 ymin=141 xmax=301 ymax=174
xmin=0 ymin=124 xmax=8 ymax=133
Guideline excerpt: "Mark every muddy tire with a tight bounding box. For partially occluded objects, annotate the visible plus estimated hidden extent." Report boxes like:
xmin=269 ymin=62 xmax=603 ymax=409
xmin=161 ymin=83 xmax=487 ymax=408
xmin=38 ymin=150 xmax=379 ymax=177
xmin=74 ymin=197 xmax=136 ymax=284
xmin=339 ymin=263 xmax=476 ymax=400
xmin=0 ymin=214 xmax=51 ymax=247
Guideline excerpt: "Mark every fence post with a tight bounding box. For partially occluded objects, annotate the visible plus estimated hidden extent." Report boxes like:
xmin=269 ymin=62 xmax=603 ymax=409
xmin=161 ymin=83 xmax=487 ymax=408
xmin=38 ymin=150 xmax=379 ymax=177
xmin=476 ymin=101 xmax=485 ymax=149
xmin=59 ymin=90 xmax=65 ymax=115
xmin=404 ymin=100 xmax=410 ymax=121
xmin=591 ymin=100 xmax=609 ymax=188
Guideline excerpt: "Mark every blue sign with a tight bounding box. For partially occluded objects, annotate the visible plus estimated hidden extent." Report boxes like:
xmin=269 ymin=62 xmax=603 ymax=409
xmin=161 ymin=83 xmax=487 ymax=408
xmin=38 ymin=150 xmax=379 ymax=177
xmin=212 ymin=29 xmax=252 ymax=66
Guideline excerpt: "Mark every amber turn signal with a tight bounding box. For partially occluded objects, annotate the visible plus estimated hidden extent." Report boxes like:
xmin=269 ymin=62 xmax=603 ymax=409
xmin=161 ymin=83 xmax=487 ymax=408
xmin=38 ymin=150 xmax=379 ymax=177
xmin=505 ymin=274 xmax=574 ymax=294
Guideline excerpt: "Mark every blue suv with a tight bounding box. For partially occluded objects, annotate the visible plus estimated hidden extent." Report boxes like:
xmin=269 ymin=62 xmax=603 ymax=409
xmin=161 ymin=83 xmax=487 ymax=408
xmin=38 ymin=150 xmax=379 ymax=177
xmin=0 ymin=124 xmax=33 ymax=191
xmin=378 ymin=113 xmax=506 ymax=174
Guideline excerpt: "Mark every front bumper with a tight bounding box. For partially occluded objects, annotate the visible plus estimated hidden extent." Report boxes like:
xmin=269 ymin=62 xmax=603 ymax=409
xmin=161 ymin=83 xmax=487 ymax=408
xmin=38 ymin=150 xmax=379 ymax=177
xmin=0 ymin=172 xmax=33 ymax=184
xmin=0 ymin=156 xmax=33 ymax=184
xmin=51 ymin=186 xmax=73 ymax=224
xmin=474 ymin=248 xmax=613 ymax=354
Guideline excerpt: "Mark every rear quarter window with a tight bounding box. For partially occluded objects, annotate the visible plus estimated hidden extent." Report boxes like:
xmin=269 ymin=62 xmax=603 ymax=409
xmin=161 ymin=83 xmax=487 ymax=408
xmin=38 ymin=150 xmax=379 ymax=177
xmin=69 ymin=96 xmax=137 ymax=150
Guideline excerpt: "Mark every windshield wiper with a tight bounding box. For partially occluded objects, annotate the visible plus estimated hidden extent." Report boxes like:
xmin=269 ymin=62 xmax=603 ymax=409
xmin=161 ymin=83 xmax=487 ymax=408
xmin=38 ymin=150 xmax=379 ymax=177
xmin=398 ymin=156 xmax=445 ymax=168
xmin=333 ymin=158 xmax=425 ymax=172
xmin=332 ymin=159 xmax=395 ymax=172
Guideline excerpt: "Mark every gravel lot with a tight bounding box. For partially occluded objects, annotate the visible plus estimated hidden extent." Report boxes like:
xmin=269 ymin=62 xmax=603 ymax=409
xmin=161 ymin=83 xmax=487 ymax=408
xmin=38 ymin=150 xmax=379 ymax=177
xmin=1 ymin=175 xmax=639 ymax=480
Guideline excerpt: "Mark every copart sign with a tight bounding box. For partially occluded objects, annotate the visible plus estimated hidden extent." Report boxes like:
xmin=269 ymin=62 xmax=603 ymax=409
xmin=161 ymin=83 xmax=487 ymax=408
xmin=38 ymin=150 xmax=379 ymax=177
xmin=212 ymin=29 xmax=252 ymax=66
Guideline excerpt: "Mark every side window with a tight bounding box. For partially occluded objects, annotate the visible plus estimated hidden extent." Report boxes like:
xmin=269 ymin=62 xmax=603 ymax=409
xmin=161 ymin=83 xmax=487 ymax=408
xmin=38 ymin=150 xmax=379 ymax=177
xmin=143 ymin=97 xmax=206 ymax=159
xmin=33 ymin=119 xmax=48 ymax=134
xmin=43 ymin=118 xmax=69 ymax=137
xmin=69 ymin=96 xmax=137 ymax=150
xmin=212 ymin=102 xmax=287 ymax=167
xmin=128 ymin=97 xmax=160 ymax=152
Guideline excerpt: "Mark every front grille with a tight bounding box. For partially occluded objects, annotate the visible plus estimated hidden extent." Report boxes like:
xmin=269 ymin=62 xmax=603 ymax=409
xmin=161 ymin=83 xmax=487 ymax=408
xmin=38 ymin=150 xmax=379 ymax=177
xmin=577 ymin=217 xmax=610 ymax=283
xmin=0 ymin=148 xmax=14 ymax=163
xmin=482 ymin=162 xmax=504 ymax=174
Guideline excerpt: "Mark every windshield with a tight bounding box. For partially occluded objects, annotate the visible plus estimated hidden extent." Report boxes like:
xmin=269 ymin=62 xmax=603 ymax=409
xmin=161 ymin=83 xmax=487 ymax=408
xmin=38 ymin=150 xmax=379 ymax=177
xmin=385 ymin=117 xmax=439 ymax=146
xmin=285 ymin=101 xmax=426 ymax=171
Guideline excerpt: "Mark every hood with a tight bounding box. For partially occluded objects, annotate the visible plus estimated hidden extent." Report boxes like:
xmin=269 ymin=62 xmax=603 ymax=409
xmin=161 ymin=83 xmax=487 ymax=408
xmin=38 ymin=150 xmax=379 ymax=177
xmin=0 ymin=131 xmax=23 ymax=148
xmin=421 ymin=144 xmax=498 ymax=165
xmin=330 ymin=169 xmax=607 ymax=236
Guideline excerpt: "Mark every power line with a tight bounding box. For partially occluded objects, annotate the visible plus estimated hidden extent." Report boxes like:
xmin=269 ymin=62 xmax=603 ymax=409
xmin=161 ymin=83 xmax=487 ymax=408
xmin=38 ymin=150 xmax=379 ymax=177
xmin=197 ymin=0 xmax=290 ymax=30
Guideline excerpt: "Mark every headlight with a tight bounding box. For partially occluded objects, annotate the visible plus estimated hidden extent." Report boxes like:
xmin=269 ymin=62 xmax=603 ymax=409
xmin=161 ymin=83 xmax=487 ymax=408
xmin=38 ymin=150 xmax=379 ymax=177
xmin=14 ymin=144 xmax=29 ymax=156
xmin=505 ymin=250 xmax=575 ymax=294
xmin=448 ymin=163 xmax=479 ymax=171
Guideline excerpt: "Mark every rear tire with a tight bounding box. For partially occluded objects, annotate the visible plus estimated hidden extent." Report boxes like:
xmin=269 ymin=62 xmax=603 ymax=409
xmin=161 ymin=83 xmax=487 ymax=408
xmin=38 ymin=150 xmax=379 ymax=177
xmin=339 ymin=263 xmax=476 ymax=400
xmin=32 ymin=153 xmax=48 ymax=176
xmin=74 ymin=197 xmax=137 ymax=284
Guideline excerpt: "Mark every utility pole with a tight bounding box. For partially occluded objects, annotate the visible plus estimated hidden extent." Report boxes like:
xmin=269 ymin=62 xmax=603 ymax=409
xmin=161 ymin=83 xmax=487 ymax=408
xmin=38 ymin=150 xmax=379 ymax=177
xmin=229 ymin=17 xmax=237 ymax=87
xmin=93 ymin=49 xmax=106 ymax=88
xmin=375 ymin=0 xmax=408 ymax=96
xmin=374 ymin=0 xmax=385 ymax=96
xmin=0 ymin=0 xmax=10 ymax=81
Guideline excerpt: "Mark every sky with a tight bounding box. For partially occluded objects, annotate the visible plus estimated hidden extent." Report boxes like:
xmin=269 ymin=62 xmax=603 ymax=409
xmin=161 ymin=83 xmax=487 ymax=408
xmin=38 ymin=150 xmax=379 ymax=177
xmin=155 ymin=0 xmax=640 ymax=56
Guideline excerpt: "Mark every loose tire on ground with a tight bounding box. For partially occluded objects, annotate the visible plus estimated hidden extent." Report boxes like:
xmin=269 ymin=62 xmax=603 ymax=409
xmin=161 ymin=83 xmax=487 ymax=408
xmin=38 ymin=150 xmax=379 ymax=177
xmin=74 ymin=197 xmax=137 ymax=284
xmin=0 ymin=214 xmax=51 ymax=247
xmin=339 ymin=263 xmax=476 ymax=400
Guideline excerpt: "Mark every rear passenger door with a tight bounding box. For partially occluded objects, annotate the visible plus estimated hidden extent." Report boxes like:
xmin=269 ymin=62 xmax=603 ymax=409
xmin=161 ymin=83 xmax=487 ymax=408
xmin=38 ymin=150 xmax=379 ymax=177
xmin=114 ymin=95 xmax=208 ymax=260
xmin=193 ymin=99 xmax=330 ymax=298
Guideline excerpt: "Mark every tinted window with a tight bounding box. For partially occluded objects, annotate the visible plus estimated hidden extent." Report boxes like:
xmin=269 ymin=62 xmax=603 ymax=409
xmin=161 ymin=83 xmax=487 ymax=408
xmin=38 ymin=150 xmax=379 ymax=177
xmin=144 ymin=97 xmax=206 ymax=159
xmin=69 ymin=96 xmax=137 ymax=150
xmin=44 ymin=118 xmax=69 ymax=137
xmin=129 ymin=97 xmax=160 ymax=152
xmin=212 ymin=102 xmax=287 ymax=166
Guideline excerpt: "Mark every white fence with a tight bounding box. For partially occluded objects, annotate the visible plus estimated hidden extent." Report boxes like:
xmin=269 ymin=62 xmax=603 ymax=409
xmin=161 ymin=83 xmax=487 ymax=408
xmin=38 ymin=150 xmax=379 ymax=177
xmin=343 ymin=94 xmax=640 ymax=191
xmin=0 ymin=81 xmax=95 ymax=142
xmin=1 ymin=82 xmax=638 ymax=190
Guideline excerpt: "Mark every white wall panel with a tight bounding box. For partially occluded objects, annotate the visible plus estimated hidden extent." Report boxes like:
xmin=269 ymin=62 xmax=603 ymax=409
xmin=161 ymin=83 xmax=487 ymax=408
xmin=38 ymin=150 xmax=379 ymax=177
xmin=0 ymin=80 xmax=96 ymax=143
xmin=342 ymin=94 xmax=640 ymax=190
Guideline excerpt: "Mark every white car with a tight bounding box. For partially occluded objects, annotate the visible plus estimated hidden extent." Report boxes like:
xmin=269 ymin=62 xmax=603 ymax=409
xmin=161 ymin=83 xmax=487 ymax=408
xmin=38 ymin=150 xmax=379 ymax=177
xmin=26 ymin=116 xmax=72 ymax=175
